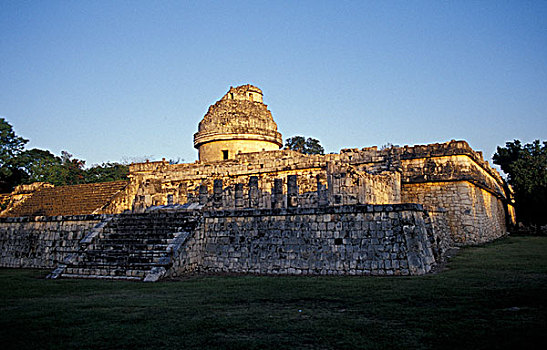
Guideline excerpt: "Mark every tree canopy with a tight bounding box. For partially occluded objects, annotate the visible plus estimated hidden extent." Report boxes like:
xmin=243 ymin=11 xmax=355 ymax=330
xmin=0 ymin=118 xmax=130 ymax=192
xmin=493 ymin=139 xmax=547 ymax=227
xmin=284 ymin=136 xmax=325 ymax=155
xmin=0 ymin=118 xmax=28 ymax=191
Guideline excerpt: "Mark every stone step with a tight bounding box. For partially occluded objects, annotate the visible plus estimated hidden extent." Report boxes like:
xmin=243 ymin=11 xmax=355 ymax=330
xmin=60 ymin=274 xmax=143 ymax=281
xmin=61 ymin=266 xmax=148 ymax=280
xmin=79 ymin=257 xmax=168 ymax=265
xmin=95 ymin=236 xmax=174 ymax=242
xmin=82 ymin=255 xmax=168 ymax=262
xmin=99 ymin=233 xmax=176 ymax=239
xmin=53 ymin=212 xmax=198 ymax=282
xmin=63 ymin=262 xmax=168 ymax=275
xmin=109 ymin=220 xmax=197 ymax=227
xmin=89 ymin=242 xmax=171 ymax=250
xmin=105 ymin=218 xmax=197 ymax=226
xmin=85 ymin=249 xmax=168 ymax=256
xmin=80 ymin=258 xmax=165 ymax=265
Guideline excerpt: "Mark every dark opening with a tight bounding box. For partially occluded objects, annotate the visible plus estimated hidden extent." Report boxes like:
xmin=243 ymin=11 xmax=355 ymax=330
xmin=222 ymin=150 xmax=229 ymax=160
xmin=334 ymin=238 xmax=343 ymax=245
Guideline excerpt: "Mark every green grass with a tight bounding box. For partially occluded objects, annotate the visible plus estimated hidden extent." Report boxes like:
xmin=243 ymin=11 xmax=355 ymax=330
xmin=1 ymin=236 xmax=546 ymax=349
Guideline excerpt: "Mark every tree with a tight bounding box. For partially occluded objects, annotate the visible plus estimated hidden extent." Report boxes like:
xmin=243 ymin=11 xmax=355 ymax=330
xmin=15 ymin=150 xmax=128 ymax=186
xmin=493 ymin=140 xmax=547 ymax=228
xmin=0 ymin=118 xmax=28 ymax=192
xmin=57 ymin=151 xmax=86 ymax=185
xmin=285 ymin=136 xmax=325 ymax=155
xmin=15 ymin=148 xmax=62 ymax=184
xmin=0 ymin=118 xmax=130 ymax=190
xmin=84 ymin=162 xmax=129 ymax=183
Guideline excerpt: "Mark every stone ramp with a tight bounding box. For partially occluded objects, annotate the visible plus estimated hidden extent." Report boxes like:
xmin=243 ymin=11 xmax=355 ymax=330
xmin=2 ymin=181 xmax=128 ymax=217
xmin=48 ymin=210 xmax=200 ymax=281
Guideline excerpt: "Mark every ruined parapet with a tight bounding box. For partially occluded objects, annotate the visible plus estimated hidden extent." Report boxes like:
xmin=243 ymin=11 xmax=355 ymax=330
xmin=326 ymin=161 xmax=401 ymax=206
xmin=124 ymin=146 xmax=406 ymax=211
xmin=177 ymin=170 xmax=401 ymax=212
xmin=398 ymin=140 xmax=506 ymax=198
xmin=399 ymin=140 xmax=512 ymax=245
xmin=193 ymin=84 xmax=283 ymax=162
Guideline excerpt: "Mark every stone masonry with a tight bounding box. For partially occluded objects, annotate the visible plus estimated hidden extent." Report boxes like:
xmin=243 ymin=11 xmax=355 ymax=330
xmin=0 ymin=84 xmax=516 ymax=280
xmin=171 ymin=204 xmax=447 ymax=277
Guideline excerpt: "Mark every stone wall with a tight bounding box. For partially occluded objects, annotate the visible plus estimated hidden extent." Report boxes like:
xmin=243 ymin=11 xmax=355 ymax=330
xmin=326 ymin=162 xmax=401 ymax=206
xmin=0 ymin=204 xmax=450 ymax=278
xmin=402 ymin=182 xmax=507 ymax=245
xmin=397 ymin=140 xmax=513 ymax=245
xmin=170 ymin=204 xmax=443 ymax=277
xmin=423 ymin=208 xmax=451 ymax=259
xmin=0 ymin=140 xmax=513 ymax=250
xmin=0 ymin=215 xmax=106 ymax=268
xmin=123 ymin=149 xmax=402 ymax=212
xmin=197 ymin=139 xmax=281 ymax=163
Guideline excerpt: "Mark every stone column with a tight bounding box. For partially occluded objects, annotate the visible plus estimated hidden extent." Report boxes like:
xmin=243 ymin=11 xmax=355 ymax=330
xmin=287 ymin=175 xmax=298 ymax=208
xmin=272 ymin=178 xmax=284 ymax=209
xmin=317 ymin=175 xmax=328 ymax=207
xmin=235 ymin=183 xmax=244 ymax=209
xmin=199 ymin=184 xmax=208 ymax=206
xmin=213 ymin=179 xmax=223 ymax=209
xmin=248 ymin=176 xmax=259 ymax=208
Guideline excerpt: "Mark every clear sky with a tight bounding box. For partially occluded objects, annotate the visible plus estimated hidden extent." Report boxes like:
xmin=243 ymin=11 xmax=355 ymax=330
xmin=1 ymin=1 xmax=546 ymax=169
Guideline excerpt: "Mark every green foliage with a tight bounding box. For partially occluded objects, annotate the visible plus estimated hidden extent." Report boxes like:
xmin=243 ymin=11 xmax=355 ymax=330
xmin=493 ymin=140 xmax=547 ymax=226
xmin=0 ymin=237 xmax=546 ymax=349
xmin=84 ymin=162 xmax=129 ymax=183
xmin=16 ymin=148 xmax=62 ymax=184
xmin=16 ymin=150 xmax=128 ymax=186
xmin=0 ymin=118 xmax=28 ymax=192
xmin=284 ymin=136 xmax=324 ymax=155
xmin=0 ymin=118 xmax=130 ymax=191
xmin=0 ymin=118 xmax=28 ymax=169
xmin=57 ymin=151 xmax=86 ymax=185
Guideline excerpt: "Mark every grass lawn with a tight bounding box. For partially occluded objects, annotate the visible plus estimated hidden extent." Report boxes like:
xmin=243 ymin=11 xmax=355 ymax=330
xmin=1 ymin=236 xmax=546 ymax=349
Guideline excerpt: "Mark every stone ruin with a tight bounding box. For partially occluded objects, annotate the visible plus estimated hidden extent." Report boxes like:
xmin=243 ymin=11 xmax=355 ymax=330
xmin=0 ymin=84 xmax=515 ymax=281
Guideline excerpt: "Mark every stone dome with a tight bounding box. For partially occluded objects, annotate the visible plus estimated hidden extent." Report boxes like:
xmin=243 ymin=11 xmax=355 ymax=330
xmin=194 ymin=84 xmax=283 ymax=162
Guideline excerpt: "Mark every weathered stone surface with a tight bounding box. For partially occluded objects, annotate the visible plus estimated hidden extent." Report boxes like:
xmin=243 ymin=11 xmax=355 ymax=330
xmin=0 ymin=84 xmax=516 ymax=282
xmin=1 ymin=181 xmax=128 ymax=217
xmin=0 ymin=215 xmax=105 ymax=268
xmin=171 ymin=204 xmax=445 ymax=277
xmin=1 ymin=205 xmax=449 ymax=279
xmin=193 ymin=84 xmax=283 ymax=162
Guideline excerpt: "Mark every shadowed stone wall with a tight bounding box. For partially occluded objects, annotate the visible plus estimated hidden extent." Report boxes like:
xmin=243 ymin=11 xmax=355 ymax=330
xmin=170 ymin=204 xmax=448 ymax=277
xmin=0 ymin=215 xmax=106 ymax=268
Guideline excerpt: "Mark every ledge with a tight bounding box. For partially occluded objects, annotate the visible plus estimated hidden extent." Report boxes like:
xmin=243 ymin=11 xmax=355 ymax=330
xmin=193 ymin=131 xmax=283 ymax=148
xmin=202 ymin=203 xmax=424 ymax=218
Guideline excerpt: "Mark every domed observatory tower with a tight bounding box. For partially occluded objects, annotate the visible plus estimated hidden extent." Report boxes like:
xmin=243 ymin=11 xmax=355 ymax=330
xmin=194 ymin=84 xmax=283 ymax=162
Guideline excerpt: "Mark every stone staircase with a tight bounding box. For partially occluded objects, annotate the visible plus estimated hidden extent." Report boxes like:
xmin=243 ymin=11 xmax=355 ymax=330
xmin=2 ymin=181 xmax=129 ymax=217
xmin=48 ymin=210 xmax=200 ymax=281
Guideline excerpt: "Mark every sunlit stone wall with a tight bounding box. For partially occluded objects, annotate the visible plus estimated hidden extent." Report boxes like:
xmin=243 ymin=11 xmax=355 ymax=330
xmin=402 ymin=182 xmax=507 ymax=245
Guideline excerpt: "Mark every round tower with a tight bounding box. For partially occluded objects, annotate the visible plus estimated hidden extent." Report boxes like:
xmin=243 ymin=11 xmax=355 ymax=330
xmin=193 ymin=84 xmax=283 ymax=162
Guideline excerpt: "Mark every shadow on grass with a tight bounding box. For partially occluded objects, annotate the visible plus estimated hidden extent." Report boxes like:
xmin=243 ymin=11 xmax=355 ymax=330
xmin=1 ymin=236 xmax=546 ymax=349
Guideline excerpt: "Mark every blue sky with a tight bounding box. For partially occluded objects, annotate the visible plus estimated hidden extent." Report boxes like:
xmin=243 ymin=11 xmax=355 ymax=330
xmin=1 ymin=1 xmax=546 ymax=169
